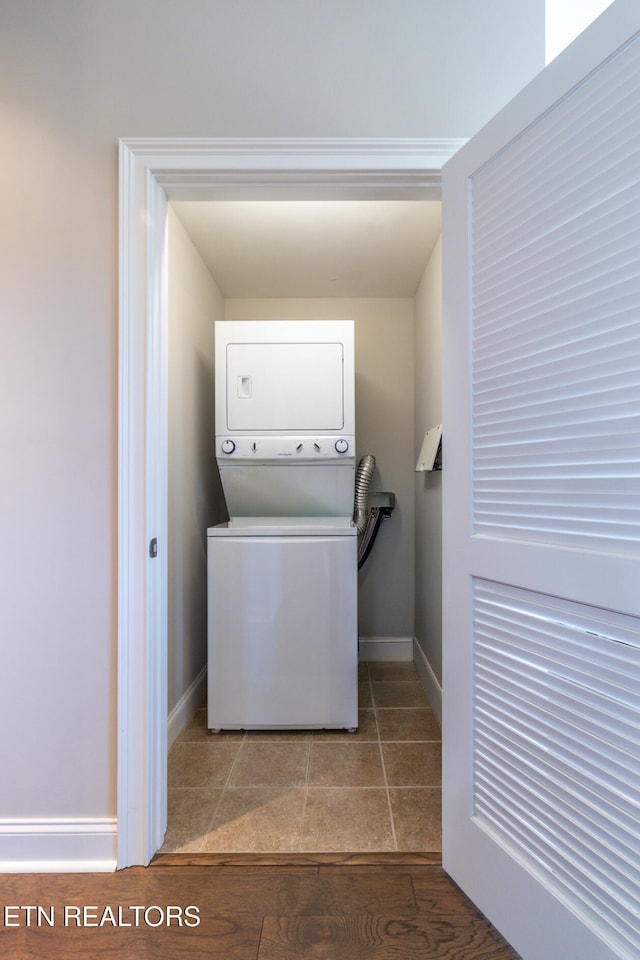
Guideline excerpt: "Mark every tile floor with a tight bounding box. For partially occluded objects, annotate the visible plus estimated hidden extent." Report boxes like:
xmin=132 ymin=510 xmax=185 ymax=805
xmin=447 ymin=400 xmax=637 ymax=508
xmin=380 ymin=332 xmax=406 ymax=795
xmin=160 ymin=660 xmax=441 ymax=855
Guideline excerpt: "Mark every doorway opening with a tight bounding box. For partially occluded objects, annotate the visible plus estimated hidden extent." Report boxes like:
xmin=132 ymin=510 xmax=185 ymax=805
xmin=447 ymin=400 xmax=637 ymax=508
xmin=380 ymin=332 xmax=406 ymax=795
xmin=162 ymin=197 xmax=442 ymax=855
xmin=118 ymin=139 xmax=462 ymax=867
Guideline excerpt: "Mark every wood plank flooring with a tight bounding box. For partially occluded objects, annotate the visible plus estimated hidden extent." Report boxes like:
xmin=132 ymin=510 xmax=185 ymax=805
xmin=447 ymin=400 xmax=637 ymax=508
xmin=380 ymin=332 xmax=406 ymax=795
xmin=0 ymin=859 xmax=521 ymax=959
xmin=0 ymin=664 xmax=521 ymax=957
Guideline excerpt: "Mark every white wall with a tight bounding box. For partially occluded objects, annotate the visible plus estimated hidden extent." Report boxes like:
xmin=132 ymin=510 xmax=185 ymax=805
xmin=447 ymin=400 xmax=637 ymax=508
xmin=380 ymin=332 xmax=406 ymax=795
xmin=546 ymin=0 xmax=614 ymax=61
xmin=0 ymin=0 xmax=544 ymax=865
xmin=167 ymin=209 xmax=226 ymax=720
xmin=225 ymin=298 xmax=416 ymax=641
xmin=413 ymin=237 xmax=443 ymax=686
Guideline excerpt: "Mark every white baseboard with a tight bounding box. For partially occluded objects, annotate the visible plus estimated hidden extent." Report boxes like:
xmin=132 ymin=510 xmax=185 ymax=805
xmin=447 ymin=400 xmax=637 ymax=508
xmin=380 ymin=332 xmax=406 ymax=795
xmin=0 ymin=818 xmax=117 ymax=873
xmin=413 ymin=639 xmax=442 ymax=726
xmin=168 ymin=664 xmax=208 ymax=747
xmin=359 ymin=636 xmax=413 ymax=661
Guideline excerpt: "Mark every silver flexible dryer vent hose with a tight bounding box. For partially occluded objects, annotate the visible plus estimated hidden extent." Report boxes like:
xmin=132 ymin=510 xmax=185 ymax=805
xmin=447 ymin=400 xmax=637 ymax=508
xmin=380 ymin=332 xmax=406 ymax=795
xmin=354 ymin=454 xmax=376 ymax=535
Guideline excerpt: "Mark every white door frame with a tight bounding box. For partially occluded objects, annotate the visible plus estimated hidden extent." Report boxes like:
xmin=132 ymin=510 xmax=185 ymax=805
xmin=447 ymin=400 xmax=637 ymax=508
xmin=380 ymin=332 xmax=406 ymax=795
xmin=117 ymin=137 xmax=464 ymax=867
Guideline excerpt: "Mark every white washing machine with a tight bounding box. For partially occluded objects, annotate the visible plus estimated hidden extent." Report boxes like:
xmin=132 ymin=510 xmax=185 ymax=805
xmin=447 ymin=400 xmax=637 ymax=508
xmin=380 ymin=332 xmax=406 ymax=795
xmin=207 ymin=321 xmax=358 ymax=731
xmin=208 ymin=517 xmax=357 ymax=730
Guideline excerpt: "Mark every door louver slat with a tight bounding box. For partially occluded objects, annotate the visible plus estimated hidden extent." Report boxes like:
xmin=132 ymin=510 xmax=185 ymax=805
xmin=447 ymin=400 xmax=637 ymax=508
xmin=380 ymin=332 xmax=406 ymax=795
xmin=473 ymin=580 xmax=640 ymax=959
xmin=470 ymin=32 xmax=640 ymax=557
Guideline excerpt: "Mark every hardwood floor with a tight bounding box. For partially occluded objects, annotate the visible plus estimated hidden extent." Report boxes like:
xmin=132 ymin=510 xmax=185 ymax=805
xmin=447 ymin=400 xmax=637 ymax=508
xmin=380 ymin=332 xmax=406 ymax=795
xmin=0 ymin=664 xmax=520 ymax=958
xmin=1 ymin=858 xmax=521 ymax=959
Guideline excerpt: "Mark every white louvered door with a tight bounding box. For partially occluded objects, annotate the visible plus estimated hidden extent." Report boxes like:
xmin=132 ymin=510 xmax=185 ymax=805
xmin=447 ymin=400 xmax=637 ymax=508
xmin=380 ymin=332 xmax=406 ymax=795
xmin=441 ymin=3 xmax=640 ymax=959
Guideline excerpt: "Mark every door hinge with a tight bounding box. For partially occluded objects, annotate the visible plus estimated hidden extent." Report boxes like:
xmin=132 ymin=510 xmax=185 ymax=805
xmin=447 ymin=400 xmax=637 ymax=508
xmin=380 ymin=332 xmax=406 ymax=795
xmin=149 ymin=537 xmax=158 ymax=558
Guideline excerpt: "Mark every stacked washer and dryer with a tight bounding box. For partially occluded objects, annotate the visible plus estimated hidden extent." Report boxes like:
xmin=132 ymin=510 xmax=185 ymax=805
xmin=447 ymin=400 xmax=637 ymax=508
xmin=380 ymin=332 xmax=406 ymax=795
xmin=207 ymin=320 xmax=358 ymax=732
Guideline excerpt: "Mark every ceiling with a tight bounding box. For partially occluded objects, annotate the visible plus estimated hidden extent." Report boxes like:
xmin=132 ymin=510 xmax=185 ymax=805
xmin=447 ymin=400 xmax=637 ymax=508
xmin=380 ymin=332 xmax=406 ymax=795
xmin=171 ymin=200 xmax=441 ymax=299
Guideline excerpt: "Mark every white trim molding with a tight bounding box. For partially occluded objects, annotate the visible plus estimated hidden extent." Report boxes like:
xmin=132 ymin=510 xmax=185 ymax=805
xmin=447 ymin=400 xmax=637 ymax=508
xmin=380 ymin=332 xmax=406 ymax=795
xmin=118 ymin=137 xmax=461 ymax=868
xmin=359 ymin=636 xmax=414 ymax=661
xmin=168 ymin=666 xmax=208 ymax=747
xmin=121 ymin=137 xmax=465 ymax=200
xmin=413 ymin=638 xmax=443 ymax=726
xmin=0 ymin=819 xmax=117 ymax=873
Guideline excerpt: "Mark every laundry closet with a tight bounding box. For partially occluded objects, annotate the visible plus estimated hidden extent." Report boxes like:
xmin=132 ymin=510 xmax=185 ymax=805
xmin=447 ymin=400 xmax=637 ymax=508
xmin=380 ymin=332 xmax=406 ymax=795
xmin=165 ymin=200 xmax=443 ymax=742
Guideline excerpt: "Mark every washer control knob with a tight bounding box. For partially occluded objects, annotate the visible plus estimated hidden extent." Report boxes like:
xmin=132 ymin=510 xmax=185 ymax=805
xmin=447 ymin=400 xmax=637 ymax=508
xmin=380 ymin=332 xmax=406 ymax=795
xmin=335 ymin=438 xmax=349 ymax=454
xmin=221 ymin=439 xmax=236 ymax=455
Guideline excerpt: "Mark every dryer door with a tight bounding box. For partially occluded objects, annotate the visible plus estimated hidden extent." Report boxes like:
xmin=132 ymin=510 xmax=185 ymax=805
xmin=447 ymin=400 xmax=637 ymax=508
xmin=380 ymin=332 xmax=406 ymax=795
xmin=226 ymin=341 xmax=344 ymax=432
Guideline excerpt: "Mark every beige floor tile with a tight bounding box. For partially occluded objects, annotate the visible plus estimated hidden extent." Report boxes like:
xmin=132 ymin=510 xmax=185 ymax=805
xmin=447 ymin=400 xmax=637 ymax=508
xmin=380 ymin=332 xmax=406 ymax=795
xmin=313 ymin=708 xmax=377 ymax=742
xmin=159 ymin=788 xmax=222 ymax=853
xmin=372 ymin=681 xmax=430 ymax=708
xmin=242 ymin=729 xmax=313 ymax=741
xmin=389 ymin=787 xmax=442 ymax=851
xmin=177 ymin=709 xmax=245 ymax=742
xmin=376 ymin=708 xmax=441 ymax=742
xmin=368 ymin=661 xmax=419 ymax=682
xmin=358 ymin=681 xmax=373 ymax=707
xmin=229 ymin=741 xmax=310 ymax=788
xmin=164 ymin=665 xmax=444 ymax=855
xmin=176 ymin=708 xmax=209 ymax=742
xmin=381 ymin=742 xmax=442 ymax=786
xmin=301 ymin=788 xmax=394 ymax=851
xmin=168 ymin=741 xmax=241 ymax=789
xmin=308 ymin=742 xmax=385 ymax=787
xmin=200 ymin=787 xmax=306 ymax=852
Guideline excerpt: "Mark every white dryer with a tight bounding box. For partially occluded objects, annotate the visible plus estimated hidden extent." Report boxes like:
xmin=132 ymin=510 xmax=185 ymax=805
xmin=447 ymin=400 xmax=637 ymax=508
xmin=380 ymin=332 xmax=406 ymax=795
xmin=207 ymin=321 xmax=358 ymax=731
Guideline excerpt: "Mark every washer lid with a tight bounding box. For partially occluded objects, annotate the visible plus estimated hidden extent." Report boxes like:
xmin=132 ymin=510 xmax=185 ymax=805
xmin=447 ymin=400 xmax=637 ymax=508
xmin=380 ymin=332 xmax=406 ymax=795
xmin=207 ymin=516 xmax=357 ymax=537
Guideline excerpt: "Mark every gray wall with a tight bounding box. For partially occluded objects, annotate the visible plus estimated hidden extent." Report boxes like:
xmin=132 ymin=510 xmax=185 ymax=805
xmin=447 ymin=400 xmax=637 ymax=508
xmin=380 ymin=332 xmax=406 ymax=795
xmin=167 ymin=209 xmax=227 ymax=718
xmin=414 ymin=237 xmax=444 ymax=685
xmin=0 ymin=0 xmax=544 ymax=836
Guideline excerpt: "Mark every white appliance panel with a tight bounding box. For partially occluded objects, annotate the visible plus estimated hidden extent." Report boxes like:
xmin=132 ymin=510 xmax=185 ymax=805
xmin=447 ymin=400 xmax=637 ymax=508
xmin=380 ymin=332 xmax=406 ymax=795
xmin=217 ymin=435 xmax=355 ymax=461
xmin=207 ymin=529 xmax=358 ymax=730
xmin=215 ymin=320 xmax=355 ymax=441
xmin=226 ymin=342 xmax=344 ymax=432
xmin=219 ymin=461 xmax=355 ymax=517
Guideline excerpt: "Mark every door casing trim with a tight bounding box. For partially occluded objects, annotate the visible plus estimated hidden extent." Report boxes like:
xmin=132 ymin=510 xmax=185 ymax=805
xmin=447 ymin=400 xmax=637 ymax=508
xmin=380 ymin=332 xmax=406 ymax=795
xmin=117 ymin=137 xmax=463 ymax=867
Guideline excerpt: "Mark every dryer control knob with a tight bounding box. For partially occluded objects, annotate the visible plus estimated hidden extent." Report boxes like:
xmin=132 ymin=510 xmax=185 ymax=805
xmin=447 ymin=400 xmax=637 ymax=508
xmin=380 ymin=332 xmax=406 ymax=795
xmin=335 ymin=439 xmax=349 ymax=454
xmin=221 ymin=439 xmax=236 ymax=455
